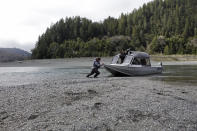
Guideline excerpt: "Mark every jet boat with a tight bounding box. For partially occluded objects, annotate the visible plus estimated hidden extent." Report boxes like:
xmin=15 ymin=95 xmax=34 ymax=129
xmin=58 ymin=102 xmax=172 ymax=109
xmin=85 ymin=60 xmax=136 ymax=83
xmin=104 ymin=51 xmax=163 ymax=76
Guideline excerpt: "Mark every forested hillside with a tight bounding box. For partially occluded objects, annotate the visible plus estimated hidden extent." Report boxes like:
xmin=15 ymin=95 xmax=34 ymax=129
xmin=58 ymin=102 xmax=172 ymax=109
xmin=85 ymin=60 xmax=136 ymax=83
xmin=32 ymin=0 xmax=197 ymax=59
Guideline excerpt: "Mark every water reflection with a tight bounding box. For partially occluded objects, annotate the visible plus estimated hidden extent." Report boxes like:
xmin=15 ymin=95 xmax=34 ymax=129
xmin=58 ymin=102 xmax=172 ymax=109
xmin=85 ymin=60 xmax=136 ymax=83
xmin=0 ymin=67 xmax=41 ymax=73
xmin=151 ymin=65 xmax=197 ymax=86
xmin=0 ymin=66 xmax=91 ymax=86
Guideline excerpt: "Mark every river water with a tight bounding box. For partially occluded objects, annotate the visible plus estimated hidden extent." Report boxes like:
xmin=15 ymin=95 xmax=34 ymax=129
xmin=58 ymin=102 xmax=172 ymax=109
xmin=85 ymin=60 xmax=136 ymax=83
xmin=0 ymin=58 xmax=197 ymax=86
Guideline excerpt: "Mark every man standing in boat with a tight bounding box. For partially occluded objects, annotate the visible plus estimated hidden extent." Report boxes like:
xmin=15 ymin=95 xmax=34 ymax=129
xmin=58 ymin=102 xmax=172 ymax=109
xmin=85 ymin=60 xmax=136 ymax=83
xmin=87 ymin=57 xmax=103 ymax=78
xmin=119 ymin=50 xmax=126 ymax=63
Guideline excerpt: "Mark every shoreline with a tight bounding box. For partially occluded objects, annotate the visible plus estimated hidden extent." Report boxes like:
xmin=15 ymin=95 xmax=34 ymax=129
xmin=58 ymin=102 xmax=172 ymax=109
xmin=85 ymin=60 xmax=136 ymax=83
xmin=151 ymin=55 xmax=197 ymax=61
xmin=0 ymin=57 xmax=197 ymax=130
xmin=0 ymin=55 xmax=197 ymax=67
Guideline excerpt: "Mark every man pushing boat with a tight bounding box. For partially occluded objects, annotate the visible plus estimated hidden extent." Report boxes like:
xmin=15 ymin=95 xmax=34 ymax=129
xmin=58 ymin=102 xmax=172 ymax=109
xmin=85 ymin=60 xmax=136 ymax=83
xmin=86 ymin=57 xmax=103 ymax=78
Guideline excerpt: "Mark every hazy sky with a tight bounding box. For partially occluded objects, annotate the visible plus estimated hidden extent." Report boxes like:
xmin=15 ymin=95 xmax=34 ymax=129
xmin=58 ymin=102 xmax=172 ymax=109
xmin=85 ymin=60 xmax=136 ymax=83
xmin=0 ymin=0 xmax=152 ymax=52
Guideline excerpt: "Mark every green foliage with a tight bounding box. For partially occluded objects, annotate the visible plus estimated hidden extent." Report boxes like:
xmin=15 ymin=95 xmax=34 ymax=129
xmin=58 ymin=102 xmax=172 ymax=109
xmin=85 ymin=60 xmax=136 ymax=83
xmin=148 ymin=36 xmax=166 ymax=54
xmin=186 ymin=38 xmax=197 ymax=54
xmin=164 ymin=45 xmax=170 ymax=55
xmin=32 ymin=0 xmax=197 ymax=59
xmin=48 ymin=42 xmax=60 ymax=58
xmin=166 ymin=35 xmax=185 ymax=54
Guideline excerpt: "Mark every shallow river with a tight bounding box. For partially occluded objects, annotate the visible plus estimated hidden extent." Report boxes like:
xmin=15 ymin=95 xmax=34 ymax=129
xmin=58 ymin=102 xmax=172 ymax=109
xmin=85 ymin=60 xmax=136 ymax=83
xmin=0 ymin=58 xmax=197 ymax=86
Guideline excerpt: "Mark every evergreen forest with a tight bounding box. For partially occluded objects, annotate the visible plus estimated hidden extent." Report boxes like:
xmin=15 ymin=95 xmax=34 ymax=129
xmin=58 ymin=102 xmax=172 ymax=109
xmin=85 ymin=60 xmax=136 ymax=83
xmin=32 ymin=0 xmax=197 ymax=59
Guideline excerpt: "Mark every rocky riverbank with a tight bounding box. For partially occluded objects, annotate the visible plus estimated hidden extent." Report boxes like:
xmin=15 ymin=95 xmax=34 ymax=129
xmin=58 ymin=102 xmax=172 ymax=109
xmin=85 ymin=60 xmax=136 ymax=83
xmin=1 ymin=76 xmax=197 ymax=130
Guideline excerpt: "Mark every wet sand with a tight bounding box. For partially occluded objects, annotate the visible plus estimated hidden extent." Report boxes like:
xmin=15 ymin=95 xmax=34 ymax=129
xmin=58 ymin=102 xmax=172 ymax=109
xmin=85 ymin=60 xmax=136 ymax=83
xmin=1 ymin=76 xmax=197 ymax=130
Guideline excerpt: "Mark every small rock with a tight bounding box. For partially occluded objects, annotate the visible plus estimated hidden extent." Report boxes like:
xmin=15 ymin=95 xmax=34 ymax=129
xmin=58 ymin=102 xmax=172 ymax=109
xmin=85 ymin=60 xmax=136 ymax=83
xmin=87 ymin=89 xmax=97 ymax=94
xmin=156 ymin=92 xmax=163 ymax=95
xmin=0 ymin=111 xmax=8 ymax=120
xmin=93 ymin=102 xmax=103 ymax=109
xmin=28 ymin=114 xmax=39 ymax=120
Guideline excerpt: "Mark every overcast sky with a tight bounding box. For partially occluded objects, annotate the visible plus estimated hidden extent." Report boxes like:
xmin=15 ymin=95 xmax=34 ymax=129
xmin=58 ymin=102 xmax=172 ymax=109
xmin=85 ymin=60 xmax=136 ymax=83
xmin=0 ymin=0 xmax=152 ymax=52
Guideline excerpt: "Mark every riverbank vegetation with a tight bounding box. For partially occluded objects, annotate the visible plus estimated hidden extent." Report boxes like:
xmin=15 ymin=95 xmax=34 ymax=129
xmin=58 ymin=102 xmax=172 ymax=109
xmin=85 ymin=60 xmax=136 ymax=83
xmin=32 ymin=0 xmax=197 ymax=59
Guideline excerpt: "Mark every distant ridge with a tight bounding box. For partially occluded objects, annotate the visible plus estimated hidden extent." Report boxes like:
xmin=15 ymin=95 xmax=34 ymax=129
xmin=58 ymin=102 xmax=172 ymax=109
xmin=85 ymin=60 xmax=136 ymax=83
xmin=0 ymin=48 xmax=31 ymax=62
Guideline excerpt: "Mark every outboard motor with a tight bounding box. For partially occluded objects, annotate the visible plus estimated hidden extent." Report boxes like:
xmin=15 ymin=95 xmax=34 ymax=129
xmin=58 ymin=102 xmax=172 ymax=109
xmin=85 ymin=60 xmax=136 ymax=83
xmin=158 ymin=62 xmax=162 ymax=66
xmin=126 ymin=48 xmax=133 ymax=55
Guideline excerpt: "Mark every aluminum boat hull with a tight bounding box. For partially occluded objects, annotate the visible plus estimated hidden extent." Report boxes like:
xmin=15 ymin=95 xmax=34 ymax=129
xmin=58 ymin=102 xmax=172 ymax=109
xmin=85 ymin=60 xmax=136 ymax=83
xmin=104 ymin=64 xmax=162 ymax=76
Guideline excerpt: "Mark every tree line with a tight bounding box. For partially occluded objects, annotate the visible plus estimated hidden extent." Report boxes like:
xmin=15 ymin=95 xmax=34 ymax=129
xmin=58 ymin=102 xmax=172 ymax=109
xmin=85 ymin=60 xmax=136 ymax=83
xmin=32 ymin=0 xmax=197 ymax=59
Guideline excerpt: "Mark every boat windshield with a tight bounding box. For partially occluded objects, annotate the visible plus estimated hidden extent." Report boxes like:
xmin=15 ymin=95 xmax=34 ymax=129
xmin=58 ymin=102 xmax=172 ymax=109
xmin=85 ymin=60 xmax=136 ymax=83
xmin=111 ymin=55 xmax=119 ymax=64
xmin=132 ymin=57 xmax=151 ymax=66
xmin=123 ymin=55 xmax=133 ymax=64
